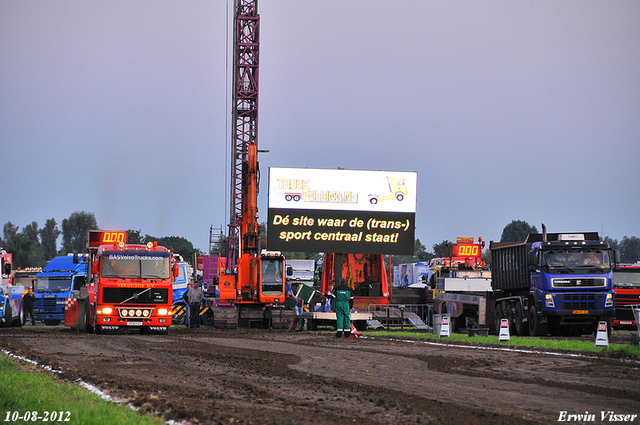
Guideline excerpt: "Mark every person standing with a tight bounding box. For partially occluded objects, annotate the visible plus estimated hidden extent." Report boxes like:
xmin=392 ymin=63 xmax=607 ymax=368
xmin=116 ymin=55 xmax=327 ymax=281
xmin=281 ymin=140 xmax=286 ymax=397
xmin=324 ymin=283 xmax=335 ymax=312
xmin=182 ymin=282 xmax=192 ymax=327
xmin=22 ymin=287 xmax=36 ymax=326
xmin=334 ymin=277 xmax=353 ymax=338
xmin=187 ymin=281 xmax=204 ymax=329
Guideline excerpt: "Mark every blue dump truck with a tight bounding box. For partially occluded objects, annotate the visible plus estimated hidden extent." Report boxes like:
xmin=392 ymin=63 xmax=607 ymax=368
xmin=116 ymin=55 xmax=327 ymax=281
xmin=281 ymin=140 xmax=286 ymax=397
xmin=34 ymin=254 xmax=88 ymax=325
xmin=491 ymin=230 xmax=616 ymax=336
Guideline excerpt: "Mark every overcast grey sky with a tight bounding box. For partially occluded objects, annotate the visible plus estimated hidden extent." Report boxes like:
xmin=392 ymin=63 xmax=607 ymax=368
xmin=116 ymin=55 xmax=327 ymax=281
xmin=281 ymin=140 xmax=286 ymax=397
xmin=2 ymin=1 xmax=639 ymax=253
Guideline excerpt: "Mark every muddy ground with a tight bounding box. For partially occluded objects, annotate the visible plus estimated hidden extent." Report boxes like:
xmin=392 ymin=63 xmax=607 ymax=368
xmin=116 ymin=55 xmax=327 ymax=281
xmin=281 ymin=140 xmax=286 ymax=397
xmin=1 ymin=326 xmax=639 ymax=425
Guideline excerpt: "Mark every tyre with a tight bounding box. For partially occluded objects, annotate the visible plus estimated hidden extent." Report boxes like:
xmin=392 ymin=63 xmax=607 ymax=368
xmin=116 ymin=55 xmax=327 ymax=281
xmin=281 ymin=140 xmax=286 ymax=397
xmin=83 ymin=303 xmax=94 ymax=334
xmin=3 ymin=304 xmax=12 ymax=328
xmin=395 ymin=193 xmax=404 ymax=201
xmin=515 ymin=303 xmax=529 ymax=336
xmin=172 ymin=313 xmax=185 ymax=325
xmin=528 ymin=303 xmax=548 ymax=336
xmin=19 ymin=301 xmax=26 ymax=326
xmin=494 ymin=304 xmax=503 ymax=334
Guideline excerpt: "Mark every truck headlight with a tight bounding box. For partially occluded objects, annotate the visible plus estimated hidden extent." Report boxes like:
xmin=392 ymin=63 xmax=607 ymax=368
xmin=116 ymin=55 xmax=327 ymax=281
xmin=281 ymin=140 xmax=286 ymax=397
xmin=157 ymin=308 xmax=168 ymax=316
xmin=545 ymin=294 xmax=555 ymax=308
xmin=605 ymin=293 xmax=613 ymax=307
xmin=101 ymin=307 xmax=113 ymax=315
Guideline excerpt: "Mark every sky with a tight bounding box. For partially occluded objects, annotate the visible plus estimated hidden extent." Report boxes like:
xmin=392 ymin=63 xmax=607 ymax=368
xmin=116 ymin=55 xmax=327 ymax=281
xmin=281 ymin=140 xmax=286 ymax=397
xmin=2 ymin=1 xmax=639 ymax=254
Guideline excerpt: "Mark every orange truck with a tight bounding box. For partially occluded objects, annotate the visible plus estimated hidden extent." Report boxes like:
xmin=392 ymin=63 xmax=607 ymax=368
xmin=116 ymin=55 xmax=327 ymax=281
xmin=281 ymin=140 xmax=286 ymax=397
xmin=80 ymin=230 xmax=177 ymax=334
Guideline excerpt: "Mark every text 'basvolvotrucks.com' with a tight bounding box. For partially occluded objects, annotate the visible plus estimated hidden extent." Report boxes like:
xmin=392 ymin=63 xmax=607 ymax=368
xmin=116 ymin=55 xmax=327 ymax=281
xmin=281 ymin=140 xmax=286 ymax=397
xmin=491 ymin=230 xmax=616 ymax=336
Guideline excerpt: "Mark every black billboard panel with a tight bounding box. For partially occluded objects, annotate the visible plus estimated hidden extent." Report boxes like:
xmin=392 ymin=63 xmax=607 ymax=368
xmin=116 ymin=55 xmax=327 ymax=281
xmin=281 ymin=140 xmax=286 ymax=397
xmin=267 ymin=208 xmax=415 ymax=255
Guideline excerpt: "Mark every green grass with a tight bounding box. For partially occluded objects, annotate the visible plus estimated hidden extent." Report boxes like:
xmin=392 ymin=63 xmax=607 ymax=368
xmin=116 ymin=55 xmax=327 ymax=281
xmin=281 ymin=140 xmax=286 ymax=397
xmin=361 ymin=329 xmax=640 ymax=357
xmin=0 ymin=356 xmax=163 ymax=425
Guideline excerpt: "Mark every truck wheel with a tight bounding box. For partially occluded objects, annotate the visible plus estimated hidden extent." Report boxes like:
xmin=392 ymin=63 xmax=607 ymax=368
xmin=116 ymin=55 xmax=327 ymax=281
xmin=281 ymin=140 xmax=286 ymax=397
xmin=494 ymin=304 xmax=503 ymax=334
xmin=83 ymin=305 xmax=94 ymax=334
xmin=173 ymin=313 xmax=185 ymax=325
xmin=528 ymin=304 xmax=547 ymax=336
xmin=515 ymin=303 xmax=529 ymax=336
xmin=19 ymin=301 xmax=26 ymax=326
xmin=4 ymin=304 xmax=13 ymax=328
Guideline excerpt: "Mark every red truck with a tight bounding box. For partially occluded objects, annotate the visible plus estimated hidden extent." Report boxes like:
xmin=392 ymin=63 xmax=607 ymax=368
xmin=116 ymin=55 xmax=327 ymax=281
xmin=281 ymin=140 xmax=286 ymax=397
xmin=612 ymin=263 xmax=640 ymax=329
xmin=81 ymin=230 xmax=177 ymax=334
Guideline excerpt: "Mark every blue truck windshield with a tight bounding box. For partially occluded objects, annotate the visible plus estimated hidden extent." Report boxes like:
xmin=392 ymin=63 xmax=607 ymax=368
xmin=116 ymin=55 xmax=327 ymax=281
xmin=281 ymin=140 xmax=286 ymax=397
xmin=542 ymin=249 xmax=611 ymax=273
xmin=36 ymin=277 xmax=72 ymax=292
xmin=102 ymin=253 xmax=170 ymax=279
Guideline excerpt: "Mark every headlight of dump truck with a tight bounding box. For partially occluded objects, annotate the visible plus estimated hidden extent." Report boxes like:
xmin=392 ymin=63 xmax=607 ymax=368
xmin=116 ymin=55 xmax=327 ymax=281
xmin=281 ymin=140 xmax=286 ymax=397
xmin=157 ymin=308 xmax=169 ymax=316
xmin=605 ymin=293 xmax=613 ymax=307
xmin=545 ymin=294 xmax=555 ymax=308
xmin=99 ymin=307 xmax=113 ymax=315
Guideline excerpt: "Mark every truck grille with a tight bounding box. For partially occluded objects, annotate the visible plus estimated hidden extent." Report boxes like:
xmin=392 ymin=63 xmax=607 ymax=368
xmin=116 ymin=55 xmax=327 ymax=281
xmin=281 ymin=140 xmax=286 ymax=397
xmin=556 ymin=293 xmax=603 ymax=310
xmin=36 ymin=299 xmax=58 ymax=310
xmin=552 ymin=278 xmax=606 ymax=288
xmin=102 ymin=287 xmax=169 ymax=304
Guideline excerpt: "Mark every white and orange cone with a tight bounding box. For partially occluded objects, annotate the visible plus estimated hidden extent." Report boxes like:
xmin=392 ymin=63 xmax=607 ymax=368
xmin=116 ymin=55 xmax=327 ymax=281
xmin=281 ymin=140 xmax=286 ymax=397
xmin=350 ymin=323 xmax=360 ymax=338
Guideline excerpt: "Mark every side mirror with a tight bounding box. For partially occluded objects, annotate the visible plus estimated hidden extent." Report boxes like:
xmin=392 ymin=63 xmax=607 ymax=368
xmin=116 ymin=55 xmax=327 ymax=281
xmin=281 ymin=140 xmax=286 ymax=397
xmin=92 ymin=261 xmax=98 ymax=275
xmin=286 ymin=266 xmax=293 ymax=276
xmin=173 ymin=264 xmax=180 ymax=278
xmin=614 ymin=250 xmax=621 ymax=264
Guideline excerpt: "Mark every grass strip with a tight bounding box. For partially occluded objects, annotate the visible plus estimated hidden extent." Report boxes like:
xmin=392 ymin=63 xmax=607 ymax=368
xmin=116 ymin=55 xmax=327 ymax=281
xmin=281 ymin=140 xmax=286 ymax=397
xmin=0 ymin=355 xmax=163 ymax=425
xmin=361 ymin=329 xmax=640 ymax=357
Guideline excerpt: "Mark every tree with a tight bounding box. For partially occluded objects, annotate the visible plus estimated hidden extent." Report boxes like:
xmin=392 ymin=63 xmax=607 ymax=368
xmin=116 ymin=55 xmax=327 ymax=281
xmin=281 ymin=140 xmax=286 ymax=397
xmin=61 ymin=211 xmax=98 ymax=254
xmin=40 ymin=218 xmax=61 ymax=260
xmin=144 ymin=235 xmax=203 ymax=261
xmin=0 ymin=221 xmax=46 ymax=268
xmin=126 ymin=229 xmax=143 ymax=244
xmin=432 ymin=240 xmax=453 ymax=257
xmin=620 ymin=236 xmax=640 ymax=263
xmin=500 ymin=220 xmax=538 ymax=242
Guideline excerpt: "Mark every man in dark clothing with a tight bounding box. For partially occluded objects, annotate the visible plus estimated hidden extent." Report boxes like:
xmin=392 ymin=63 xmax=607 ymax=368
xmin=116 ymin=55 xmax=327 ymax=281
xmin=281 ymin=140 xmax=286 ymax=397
xmin=187 ymin=282 xmax=204 ymax=328
xmin=334 ymin=278 xmax=353 ymax=338
xmin=458 ymin=257 xmax=477 ymax=271
xmin=22 ymin=287 xmax=36 ymax=326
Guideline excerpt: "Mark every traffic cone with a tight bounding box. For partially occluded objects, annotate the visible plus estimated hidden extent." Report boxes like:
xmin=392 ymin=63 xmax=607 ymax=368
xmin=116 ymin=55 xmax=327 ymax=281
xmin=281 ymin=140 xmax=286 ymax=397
xmin=350 ymin=323 xmax=360 ymax=338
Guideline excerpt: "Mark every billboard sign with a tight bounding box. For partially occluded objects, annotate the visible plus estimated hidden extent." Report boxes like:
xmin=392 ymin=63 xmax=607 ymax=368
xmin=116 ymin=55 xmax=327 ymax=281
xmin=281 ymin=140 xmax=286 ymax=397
xmin=267 ymin=167 xmax=416 ymax=255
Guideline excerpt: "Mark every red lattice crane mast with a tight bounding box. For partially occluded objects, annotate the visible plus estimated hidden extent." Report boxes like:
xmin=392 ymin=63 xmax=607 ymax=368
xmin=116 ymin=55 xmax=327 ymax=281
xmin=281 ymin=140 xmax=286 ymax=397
xmin=218 ymin=0 xmax=286 ymax=328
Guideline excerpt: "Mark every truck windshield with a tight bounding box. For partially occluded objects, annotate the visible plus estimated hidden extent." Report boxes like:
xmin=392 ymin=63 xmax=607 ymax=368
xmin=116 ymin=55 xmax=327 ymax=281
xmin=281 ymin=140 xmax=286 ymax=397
xmin=613 ymin=272 xmax=640 ymax=289
xmin=261 ymin=259 xmax=283 ymax=295
xmin=36 ymin=277 xmax=71 ymax=292
xmin=102 ymin=253 xmax=170 ymax=279
xmin=542 ymin=249 xmax=611 ymax=273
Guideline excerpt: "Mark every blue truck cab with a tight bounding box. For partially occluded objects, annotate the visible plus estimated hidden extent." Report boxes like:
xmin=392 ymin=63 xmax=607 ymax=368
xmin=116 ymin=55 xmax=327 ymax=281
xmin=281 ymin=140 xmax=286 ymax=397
xmin=34 ymin=254 xmax=88 ymax=325
xmin=172 ymin=261 xmax=192 ymax=306
xmin=528 ymin=234 xmax=615 ymax=334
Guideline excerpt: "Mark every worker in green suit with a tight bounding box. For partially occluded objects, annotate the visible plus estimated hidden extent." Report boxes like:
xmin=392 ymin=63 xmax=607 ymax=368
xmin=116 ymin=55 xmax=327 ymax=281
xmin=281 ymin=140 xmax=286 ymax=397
xmin=333 ymin=277 xmax=354 ymax=338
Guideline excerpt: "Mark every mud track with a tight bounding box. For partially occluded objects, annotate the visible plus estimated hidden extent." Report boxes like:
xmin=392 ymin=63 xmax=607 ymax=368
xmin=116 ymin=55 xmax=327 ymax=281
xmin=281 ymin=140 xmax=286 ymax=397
xmin=1 ymin=327 xmax=639 ymax=424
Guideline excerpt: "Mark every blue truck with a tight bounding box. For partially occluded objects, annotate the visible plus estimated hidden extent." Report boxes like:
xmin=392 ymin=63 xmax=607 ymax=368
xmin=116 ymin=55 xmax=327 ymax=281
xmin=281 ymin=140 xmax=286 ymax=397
xmin=34 ymin=254 xmax=88 ymax=326
xmin=490 ymin=230 xmax=616 ymax=336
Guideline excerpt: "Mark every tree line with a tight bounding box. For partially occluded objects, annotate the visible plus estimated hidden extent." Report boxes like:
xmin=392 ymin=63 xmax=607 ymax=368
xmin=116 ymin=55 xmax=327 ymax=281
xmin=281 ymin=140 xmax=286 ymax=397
xmin=1 ymin=211 xmax=203 ymax=269
xmin=386 ymin=220 xmax=640 ymax=266
xmin=3 ymin=215 xmax=638 ymax=269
